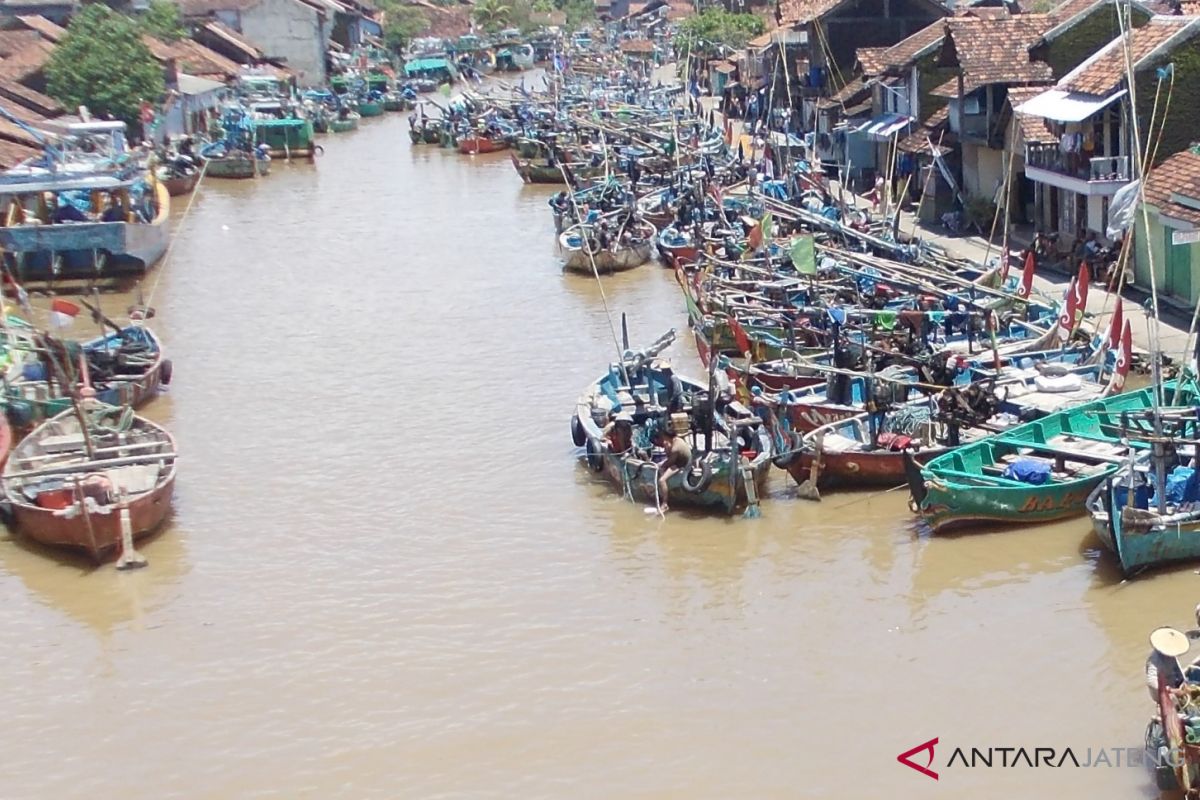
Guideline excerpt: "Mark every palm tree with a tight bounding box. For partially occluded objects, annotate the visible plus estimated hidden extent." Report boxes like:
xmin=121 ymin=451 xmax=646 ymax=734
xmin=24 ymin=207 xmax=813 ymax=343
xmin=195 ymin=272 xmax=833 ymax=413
xmin=472 ymin=0 xmax=512 ymax=31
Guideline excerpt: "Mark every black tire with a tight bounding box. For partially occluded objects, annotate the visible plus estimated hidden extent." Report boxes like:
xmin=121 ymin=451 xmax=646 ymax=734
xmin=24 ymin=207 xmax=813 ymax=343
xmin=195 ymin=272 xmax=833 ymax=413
xmin=681 ymin=456 xmax=714 ymax=493
xmin=159 ymin=358 xmax=173 ymax=386
xmin=773 ymin=451 xmax=799 ymax=469
xmin=584 ymin=437 xmax=604 ymax=472
xmin=571 ymin=415 xmax=586 ymax=446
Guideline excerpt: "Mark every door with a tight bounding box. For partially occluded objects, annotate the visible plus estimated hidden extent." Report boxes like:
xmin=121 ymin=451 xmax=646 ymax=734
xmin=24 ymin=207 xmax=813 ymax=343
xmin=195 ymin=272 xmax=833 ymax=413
xmin=1165 ymin=227 xmax=1193 ymax=302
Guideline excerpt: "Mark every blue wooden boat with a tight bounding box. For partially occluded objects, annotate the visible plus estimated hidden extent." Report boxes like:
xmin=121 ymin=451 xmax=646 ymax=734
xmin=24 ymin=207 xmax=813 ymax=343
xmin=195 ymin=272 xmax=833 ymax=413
xmin=572 ymin=329 xmax=772 ymax=516
xmin=0 ymin=120 xmax=169 ymax=280
xmin=1086 ymin=380 xmax=1200 ymax=575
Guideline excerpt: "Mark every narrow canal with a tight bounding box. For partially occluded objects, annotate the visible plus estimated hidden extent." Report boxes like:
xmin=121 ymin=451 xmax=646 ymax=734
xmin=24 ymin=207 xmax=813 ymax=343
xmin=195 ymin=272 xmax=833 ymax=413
xmin=0 ymin=107 xmax=1177 ymax=798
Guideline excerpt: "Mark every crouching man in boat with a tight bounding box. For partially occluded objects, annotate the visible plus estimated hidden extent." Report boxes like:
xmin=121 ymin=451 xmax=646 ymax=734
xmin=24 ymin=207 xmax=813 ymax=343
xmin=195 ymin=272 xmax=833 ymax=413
xmin=655 ymin=426 xmax=692 ymax=514
xmin=1147 ymin=606 xmax=1200 ymax=700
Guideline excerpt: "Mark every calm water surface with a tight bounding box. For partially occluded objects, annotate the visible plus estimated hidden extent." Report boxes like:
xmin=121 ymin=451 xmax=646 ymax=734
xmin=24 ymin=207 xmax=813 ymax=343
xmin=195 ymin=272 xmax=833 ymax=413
xmin=0 ymin=111 xmax=1189 ymax=799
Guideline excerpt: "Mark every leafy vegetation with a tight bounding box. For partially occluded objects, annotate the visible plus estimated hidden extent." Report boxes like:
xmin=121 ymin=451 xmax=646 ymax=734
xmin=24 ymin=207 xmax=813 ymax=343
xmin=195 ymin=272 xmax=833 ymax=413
xmin=46 ymin=4 xmax=164 ymax=130
xmin=676 ymin=9 xmax=765 ymax=56
xmin=561 ymin=0 xmax=595 ymax=30
xmin=139 ymin=0 xmax=186 ymax=42
xmin=473 ymin=0 xmax=513 ymax=31
xmin=378 ymin=1 xmax=429 ymax=52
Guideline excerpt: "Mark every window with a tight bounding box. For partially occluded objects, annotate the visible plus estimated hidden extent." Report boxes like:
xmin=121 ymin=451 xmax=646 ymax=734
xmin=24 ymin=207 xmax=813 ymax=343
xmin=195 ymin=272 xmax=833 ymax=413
xmin=964 ymin=95 xmax=981 ymax=115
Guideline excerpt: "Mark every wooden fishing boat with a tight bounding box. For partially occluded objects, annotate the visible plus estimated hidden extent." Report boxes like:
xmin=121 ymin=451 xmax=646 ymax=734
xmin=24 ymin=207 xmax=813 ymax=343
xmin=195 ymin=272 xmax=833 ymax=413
xmin=0 ymin=121 xmax=171 ymax=279
xmin=2 ymin=322 xmax=171 ymax=429
xmin=909 ymin=322 xmax=1137 ymax=533
xmin=560 ymin=219 xmax=656 ymax=274
xmin=1 ymin=401 xmax=177 ymax=561
xmin=204 ymin=151 xmax=270 ymax=179
xmin=509 ymin=153 xmax=603 ymax=185
xmin=1086 ymin=382 xmax=1200 ymax=575
xmin=161 ymin=169 xmax=199 ymax=197
xmin=254 ymin=118 xmax=317 ymax=160
xmin=358 ymin=100 xmax=385 ymax=117
xmin=572 ymin=330 xmax=771 ymax=516
xmin=329 ymin=113 xmax=360 ymax=133
xmin=458 ymin=134 xmax=508 ymax=155
xmin=656 ymin=225 xmax=701 ymax=267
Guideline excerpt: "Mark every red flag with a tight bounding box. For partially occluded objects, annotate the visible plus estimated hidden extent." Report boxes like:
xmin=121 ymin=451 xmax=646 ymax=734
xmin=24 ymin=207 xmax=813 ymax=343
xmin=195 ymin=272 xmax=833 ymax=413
xmin=1108 ymin=297 xmax=1124 ymax=349
xmin=49 ymin=297 xmax=79 ymax=328
xmin=1070 ymin=264 xmax=1090 ymax=334
xmin=1108 ymin=319 xmax=1133 ymax=393
xmin=728 ymin=316 xmax=752 ymax=356
xmin=1057 ymin=275 xmax=1077 ymax=343
xmin=1017 ymin=250 xmax=1036 ymax=299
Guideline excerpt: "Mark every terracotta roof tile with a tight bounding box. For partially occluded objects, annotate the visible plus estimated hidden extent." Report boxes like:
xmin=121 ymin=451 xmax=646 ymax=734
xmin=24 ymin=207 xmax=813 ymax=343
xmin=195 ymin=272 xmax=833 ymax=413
xmin=1063 ymin=17 xmax=1198 ymax=95
xmin=619 ymin=38 xmax=656 ymax=53
xmin=1006 ymin=85 xmax=1057 ymax=144
xmin=778 ymin=0 xmax=842 ymax=26
xmin=880 ymin=22 xmax=946 ymax=70
xmin=201 ymin=21 xmax=264 ymax=60
xmin=0 ymin=30 xmax=41 ymax=58
xmin=171 ymin=38 xmax=242 ymax=78
xmin=944 ymin=16 xmax=1057 ymax=92
xmin=0 ymin=39 xmax=53 ymax=81
xmin=0 ymin=137 xmax=39 ymax=168
xmin=13 ymin=14 xmax=66 ymax=43
xmin=856 ymin=46 xmax=887 ymax=76
xmin=0 ymin=77 xmax=59 ymax=117
xmin=1143 ymin=149 xmax=1200 ymax=225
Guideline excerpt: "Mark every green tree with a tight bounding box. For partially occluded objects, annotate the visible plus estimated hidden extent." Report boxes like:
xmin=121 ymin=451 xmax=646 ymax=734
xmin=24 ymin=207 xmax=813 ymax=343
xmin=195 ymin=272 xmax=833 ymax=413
xmin=561 ymin=0 xmax=594 ymax=30
xmin=46 ymin=4 xmax=164 ymax=129
xmin=677 ymin=9 xmax=765 ymax=56
xmin=380 ymin=3 xmax=428 ymax=52
xmin=139 ymin=0 xmax=185 ymax=42
xmin=472 ymin=0 xmax=512 ymax=31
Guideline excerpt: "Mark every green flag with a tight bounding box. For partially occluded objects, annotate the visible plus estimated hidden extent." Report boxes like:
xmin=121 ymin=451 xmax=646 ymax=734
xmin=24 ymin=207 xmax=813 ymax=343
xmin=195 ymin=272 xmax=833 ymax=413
xmin=438 ymin=82 xmax=452 ymax=97
xmin=761 ymin=212 xmax=773 ymax=243
xmin=790 ymin=235 xmax=816 ymax=275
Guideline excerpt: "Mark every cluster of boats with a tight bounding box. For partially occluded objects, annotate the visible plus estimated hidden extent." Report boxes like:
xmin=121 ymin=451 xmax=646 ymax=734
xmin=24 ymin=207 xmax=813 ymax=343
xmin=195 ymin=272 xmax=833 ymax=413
xmin=491 ymin=36 xmax=1200 ymax=583
xmin=0 ymin=120 xmax=176 ymax=565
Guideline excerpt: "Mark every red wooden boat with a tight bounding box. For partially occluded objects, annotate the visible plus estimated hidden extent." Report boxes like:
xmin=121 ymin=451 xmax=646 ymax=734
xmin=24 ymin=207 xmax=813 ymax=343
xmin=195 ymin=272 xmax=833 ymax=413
xmin=2 ymin=402 xmax=177 ymax=561
xmin=458 ymin=135 xmax=508 ymax=155
xmin=784 ymin=413 xmax=949 ymax=490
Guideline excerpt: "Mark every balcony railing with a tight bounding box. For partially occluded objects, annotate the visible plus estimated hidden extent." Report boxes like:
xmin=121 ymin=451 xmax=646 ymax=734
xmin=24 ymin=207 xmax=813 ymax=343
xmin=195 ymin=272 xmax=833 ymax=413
xmin=1026 ymin=142 xmax=1131 ymax=183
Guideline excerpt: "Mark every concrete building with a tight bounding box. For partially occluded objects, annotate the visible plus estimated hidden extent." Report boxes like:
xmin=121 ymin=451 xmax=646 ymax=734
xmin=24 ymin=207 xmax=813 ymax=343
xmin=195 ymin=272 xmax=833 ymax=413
xmin=179 ymin=0 xmax=331 ymax=86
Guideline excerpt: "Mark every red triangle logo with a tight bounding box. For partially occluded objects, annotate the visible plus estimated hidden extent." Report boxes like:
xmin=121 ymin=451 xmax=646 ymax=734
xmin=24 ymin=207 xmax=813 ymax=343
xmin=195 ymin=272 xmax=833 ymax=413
xmin=898 ymin=737 xmax=939 ymax=780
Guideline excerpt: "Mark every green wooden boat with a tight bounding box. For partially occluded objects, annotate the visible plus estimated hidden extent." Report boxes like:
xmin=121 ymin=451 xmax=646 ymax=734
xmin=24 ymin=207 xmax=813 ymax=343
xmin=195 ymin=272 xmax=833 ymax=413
xmin=254 ymin=118 xmax=316 ymax=159
xmin=358 ymin=101 xmax=384 ymax=117
xmin=329 ymin=114 xmax=360 ymax=133
xmin=911 ymin=373 xmax=1164 ymax=534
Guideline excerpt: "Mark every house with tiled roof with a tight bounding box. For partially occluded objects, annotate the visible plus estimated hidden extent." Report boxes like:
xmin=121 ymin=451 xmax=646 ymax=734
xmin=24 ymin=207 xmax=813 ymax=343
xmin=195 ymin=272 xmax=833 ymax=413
xmin=835 ymin=0 xmax=1148 ymax=223
xmin=1135 ymin=147 xmax=1200 ymax=303
xmin=178 ymin=0 xmax=334 ymax=85
xmin=1016 ymin=13 xmax=1200 ymax=260
xmin=770 ymin=0 xmax=949 ymax=118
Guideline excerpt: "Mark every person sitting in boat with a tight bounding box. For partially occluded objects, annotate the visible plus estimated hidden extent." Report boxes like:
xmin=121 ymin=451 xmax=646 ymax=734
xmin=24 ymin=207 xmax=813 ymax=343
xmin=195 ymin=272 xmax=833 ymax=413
xmin=656 ymin=360 xmax=684 ymax=413
xmin=602 ymin=411 xmax=634 ymax=454
xmin=654 ymin=424 xmax=693 ymax=513
xmin=1147 ymin=612 xmax=1200 ymax=700
xmin=101 ymin=195 xmax=125 ymax=223
xmin=596 ymin=222 xmax=611 ymax=251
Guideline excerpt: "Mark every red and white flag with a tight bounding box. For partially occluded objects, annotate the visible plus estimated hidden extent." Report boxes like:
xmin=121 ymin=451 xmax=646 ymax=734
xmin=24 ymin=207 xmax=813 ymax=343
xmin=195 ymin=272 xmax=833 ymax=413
xmin=49 ymin=298 xmax=79 ymax=328
xmin=1107 ymin=297 xmax=1124 ymax=349
xmin=1017 ymin=250 xmax=1036 ymax=299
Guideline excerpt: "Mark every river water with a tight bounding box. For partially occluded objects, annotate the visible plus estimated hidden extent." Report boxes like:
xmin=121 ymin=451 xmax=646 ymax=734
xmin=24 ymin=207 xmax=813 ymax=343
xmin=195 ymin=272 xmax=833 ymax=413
xmin=0 ymin=108 xmax=1188 ymax=799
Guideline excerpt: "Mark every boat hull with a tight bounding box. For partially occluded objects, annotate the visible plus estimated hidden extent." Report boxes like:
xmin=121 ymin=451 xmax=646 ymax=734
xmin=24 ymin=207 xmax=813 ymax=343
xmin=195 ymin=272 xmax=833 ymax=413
xmin=162 ymin=172 xmax=198 ymax=197
xmin=561 ymin=241 xmax=653 ymax=273
xmin=205 ymin=154 xmax=270 ymax=179
xmin=10 ymin=474 xmax=175 ymax=560
xmin=0 ymin=183 xmax=171 ymax=278
xmin=919 ymin=474 xmax=1106 ymax=533
xmin=458 ymin=136 xmax=508 ymax=155
xmin=790 ymin=445 xmax=945 ymax=489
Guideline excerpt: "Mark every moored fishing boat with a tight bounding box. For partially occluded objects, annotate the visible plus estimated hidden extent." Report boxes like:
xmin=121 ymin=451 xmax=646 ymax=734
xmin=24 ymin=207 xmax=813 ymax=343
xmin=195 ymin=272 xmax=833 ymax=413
xmin=908 ymin=320 xmax=1137 ymax=533
xmin=1086 ymin=380 xmax=1200 ymax=575
xmin=1 ymin=400 xmax=177 ymax=561
xmin=160 ymin=169 xmax=199 ymax=197
xmin=457 ymin=133 xmax=508 ymax=154
xmin=572 ymin=329 xmax=771 ymax=516
xmin=0 ymin=120 xmax=170 ymax=279
xmin=560 ymin=218 xmax=655 ymax=274
xmin=203 ymin=150 xmax=270 ymax=178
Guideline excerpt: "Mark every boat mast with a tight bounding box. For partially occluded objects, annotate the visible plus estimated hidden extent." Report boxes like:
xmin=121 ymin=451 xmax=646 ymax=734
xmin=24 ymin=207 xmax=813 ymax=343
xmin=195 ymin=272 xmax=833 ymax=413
xmin=1118 ymin=0 xmax=1167 ymax=509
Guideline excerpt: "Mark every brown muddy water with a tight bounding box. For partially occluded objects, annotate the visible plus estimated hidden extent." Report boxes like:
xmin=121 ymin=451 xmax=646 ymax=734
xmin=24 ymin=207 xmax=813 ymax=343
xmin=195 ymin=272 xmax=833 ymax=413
xmin=0 ymin=112 xmax=1188 ymax=800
